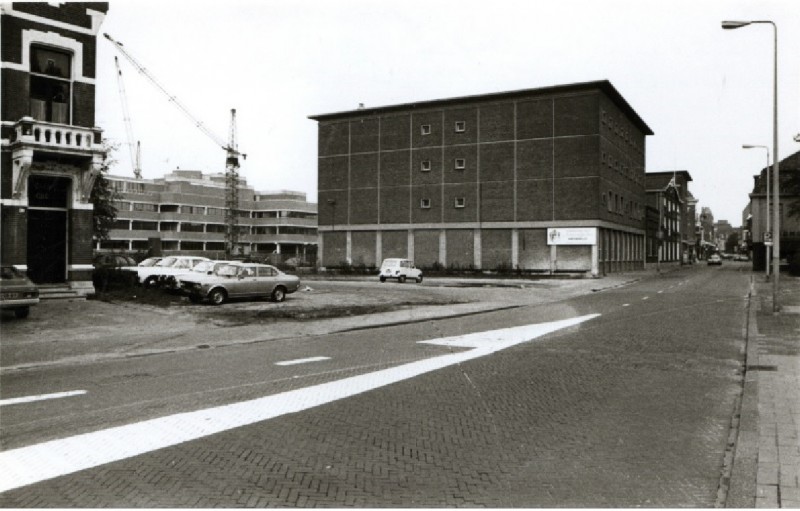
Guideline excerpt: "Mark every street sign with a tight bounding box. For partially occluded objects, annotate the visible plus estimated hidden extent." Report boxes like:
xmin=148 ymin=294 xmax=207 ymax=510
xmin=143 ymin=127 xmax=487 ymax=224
xmin=765 ymin=241 xmax=774 ymax=247
xmin=764 ymin=231 xmax=772 ymax=242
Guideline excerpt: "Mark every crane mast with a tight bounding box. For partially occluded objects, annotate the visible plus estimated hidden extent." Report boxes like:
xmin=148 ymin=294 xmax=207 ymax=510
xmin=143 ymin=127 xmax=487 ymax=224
xmin=225 ymin=109 xmax=240 ymax=257
xmin=104 ymin=33 xmax=246 ymax=257
xmin=113 ymin=56 xmax=141 ymax=179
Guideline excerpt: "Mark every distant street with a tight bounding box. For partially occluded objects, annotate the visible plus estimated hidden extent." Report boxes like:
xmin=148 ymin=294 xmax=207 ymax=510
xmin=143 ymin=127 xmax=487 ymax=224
xmin=1 ymin=265 xmax=752 ymax=507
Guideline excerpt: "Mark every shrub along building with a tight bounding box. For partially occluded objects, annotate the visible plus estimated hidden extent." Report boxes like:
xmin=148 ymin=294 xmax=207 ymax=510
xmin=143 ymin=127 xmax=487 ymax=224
xmin=1 ymin=2 xmax=109 ymax=296
xmin=103 ymin=170 xmax=318 ymax=264
xmin=309 ymin=80 xmax=653 ymax=276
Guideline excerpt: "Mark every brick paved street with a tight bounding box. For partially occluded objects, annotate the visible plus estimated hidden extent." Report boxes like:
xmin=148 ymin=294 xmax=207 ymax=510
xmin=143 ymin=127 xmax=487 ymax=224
xmin=0 ymin=266 xmax=761 ymax=507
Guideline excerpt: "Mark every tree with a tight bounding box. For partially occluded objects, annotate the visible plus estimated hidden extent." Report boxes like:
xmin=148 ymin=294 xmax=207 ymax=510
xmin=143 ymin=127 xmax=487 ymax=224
xmin=90 ymin=141 xmax=120 ymax=242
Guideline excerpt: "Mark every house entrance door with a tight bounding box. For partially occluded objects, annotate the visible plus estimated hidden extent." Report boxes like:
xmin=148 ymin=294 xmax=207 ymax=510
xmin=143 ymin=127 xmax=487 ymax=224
xmin=27 ymin=175 xmax=70 ymax=284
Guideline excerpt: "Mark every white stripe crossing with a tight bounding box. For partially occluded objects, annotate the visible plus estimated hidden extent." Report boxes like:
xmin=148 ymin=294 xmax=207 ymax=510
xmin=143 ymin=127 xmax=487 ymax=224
xmin=0 ymin=313 xmax=599 ymax=493
xmin=0 ymin=390 xmax=87 ymax=407
xmin=275 ymin=356 xmax=331 ymax=366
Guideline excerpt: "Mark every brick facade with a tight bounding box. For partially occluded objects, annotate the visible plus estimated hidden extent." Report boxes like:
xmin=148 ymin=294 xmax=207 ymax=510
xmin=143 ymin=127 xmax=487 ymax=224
xmin=311 ymin=80 xmax=652 ymax=275
xmin=1 ymin=2 xmax=109 ymax=295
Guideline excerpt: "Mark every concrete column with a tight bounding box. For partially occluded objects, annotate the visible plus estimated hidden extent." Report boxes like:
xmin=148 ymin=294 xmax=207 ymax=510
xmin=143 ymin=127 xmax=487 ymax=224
xmin=376 ymin=231 xmax=382 ymax=264
xmin=346 ymin=231 xmax=352 ymax=265
xmin=550 ymin=244 xmax=557 ymax=274
xmin=408 ymin=230 xmax=415 ymax=260
xmin=511 ymin=228 xmax=519 ymax=269
xmin=439 ymin=229 xmax=446 ymax=267
xmin=591 ymin=228 xmax=599 ymax=277
xmin=473 ymin=229 xmax=482 ymax=269
xmin=318 ymin=235 xmax=325 ymax=268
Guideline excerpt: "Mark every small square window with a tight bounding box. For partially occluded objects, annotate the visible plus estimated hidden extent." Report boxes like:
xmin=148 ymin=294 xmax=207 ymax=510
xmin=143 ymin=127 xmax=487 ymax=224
xmin=420 ymin=160 xmax=432 ymax=172
xmin=454 ymin=197 xmax=466 ymax=208
xmin=420 ymin=198 xmax=431 ymax=209
xmin=421 ymin=124 xmax=432 ymax=135
xmin=455 ymin=121 xmax=466 ymax=132
xmin=454 ymin=158 xmax=466 ymax=170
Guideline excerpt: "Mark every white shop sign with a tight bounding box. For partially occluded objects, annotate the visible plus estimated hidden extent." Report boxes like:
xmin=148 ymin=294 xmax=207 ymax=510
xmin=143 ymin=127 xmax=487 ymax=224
xmin=547 ymin=227 xmax=597 ymax=246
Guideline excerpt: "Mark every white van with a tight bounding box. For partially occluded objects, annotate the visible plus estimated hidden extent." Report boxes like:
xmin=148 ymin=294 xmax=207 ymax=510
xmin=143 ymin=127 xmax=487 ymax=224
xmin=378 ymin=258 xmax=423 ymax=283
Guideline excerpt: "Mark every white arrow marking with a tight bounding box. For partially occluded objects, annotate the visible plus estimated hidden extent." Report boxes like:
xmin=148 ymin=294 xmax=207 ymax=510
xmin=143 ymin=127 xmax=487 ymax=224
xmin=0 ymin=313 xmax=598 ymax=493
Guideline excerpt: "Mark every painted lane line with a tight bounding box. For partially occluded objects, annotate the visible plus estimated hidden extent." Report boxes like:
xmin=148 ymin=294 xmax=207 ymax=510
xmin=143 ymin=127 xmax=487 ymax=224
xmin=622 ymin=304 xmax=630 ymax=307
xmin=658 ymin=290 xmax=664 ymax=294
xmin=642 ymin=296 xmax=649 ymax=300
xmin=0 ymin=390 xmax=87 ymax=407
xmin=275 ymin=356 xmax=331 ymax=366
xmin=0 ymin=313 xmax=599 ymax=493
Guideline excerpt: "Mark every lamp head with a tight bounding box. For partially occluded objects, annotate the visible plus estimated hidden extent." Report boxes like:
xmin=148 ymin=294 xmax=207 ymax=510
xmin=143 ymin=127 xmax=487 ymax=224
xmin=722 ymin=20 xmax=751 ymax=29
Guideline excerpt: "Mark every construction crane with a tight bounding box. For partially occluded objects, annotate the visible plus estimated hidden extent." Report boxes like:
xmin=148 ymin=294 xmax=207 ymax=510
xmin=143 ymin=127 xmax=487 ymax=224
xmin=113 ymin=55 xmax=141 ymax=179
xmin=104 ymin=33 xmax=246 ymax=258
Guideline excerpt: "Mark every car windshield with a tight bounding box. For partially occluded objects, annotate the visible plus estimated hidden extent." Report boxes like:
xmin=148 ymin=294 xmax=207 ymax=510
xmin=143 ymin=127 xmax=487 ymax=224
xmin=1 ymin=267 xmax=25 ymax=279
xmin=155 ymin=257 xmax=177 ymax=267
xmin=139 ymin=258 xmax=161 ymax=267
xmin=217 ymin=265 xmax=240 ymax=277
xmin=192 ymin=261 xmax=214 ymax=273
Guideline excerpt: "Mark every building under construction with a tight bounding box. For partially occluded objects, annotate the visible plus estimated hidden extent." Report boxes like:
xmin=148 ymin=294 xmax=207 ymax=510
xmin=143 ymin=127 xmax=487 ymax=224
xmin=100 ymin=170 xmax=318 ymax=265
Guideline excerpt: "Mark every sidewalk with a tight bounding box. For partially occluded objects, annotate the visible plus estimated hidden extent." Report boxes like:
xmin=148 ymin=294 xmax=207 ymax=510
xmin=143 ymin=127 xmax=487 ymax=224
xmin=728 ymin=274 xmax=800 ymax=508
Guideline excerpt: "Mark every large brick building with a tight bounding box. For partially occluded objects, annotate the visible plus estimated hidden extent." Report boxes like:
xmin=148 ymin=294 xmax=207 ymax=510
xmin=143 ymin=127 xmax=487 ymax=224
xmin=103 ymin=170 xmax=318 ymax=264
xmin=310 ymin=80 xmax=653 ymax=275
xmin=1 ymin=2 xmax=108 ymax=295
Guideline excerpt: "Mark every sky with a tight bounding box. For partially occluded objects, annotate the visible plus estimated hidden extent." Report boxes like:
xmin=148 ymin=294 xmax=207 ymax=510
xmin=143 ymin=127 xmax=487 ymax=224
xmin=94 ymin=0 xmax=800 ymax=226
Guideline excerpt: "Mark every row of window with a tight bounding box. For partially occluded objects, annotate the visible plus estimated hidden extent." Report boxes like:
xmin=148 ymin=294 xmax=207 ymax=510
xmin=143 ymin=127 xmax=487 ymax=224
xmin=601 ymin=109 xmax=642 ymax=154
xmin=419 ymin=198 xmax=466 ymax=209
xmin=420 ymin=121 xmax=467 ymax=136
xmin=605 ymin=191 xmax=645 ymax=221
xmin=420 ymin=158 xmax=467 ymax=171
xmin=112 ymin=220 xmax=317 ymax=236
xmin=601 ymin=152 xmax=642 ymax=184
xmin=118 ymin=201 xmax=317 ymax=219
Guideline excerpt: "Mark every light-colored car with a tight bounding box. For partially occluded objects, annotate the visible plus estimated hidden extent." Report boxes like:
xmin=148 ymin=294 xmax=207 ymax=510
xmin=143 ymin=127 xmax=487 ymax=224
xmin=0 ymin=266 xmax=40 ymax=319
xmin=163 ymin=260 xmax=236 ymax=290
xmin=180 ymin=263 xmax=300 ymax=305
xmin=708 ymin=254 xmax=722 ymax=266
xmin=378 ymin=258 xmax=423 ymax=283
xmin=125 ymin=256 xmax=211 ymax=287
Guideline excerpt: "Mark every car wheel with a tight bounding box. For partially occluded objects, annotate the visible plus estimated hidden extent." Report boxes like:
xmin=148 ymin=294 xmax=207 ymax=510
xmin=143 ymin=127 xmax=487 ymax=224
xmin=14 ymin=307 xmax=30 ymax=319
xmin=398 ymin=275 xmax=406 ymax=283
xmin=416 ymin=275 xmax=423 ymax=283
xmin=379 ymin=276 xmax=386 ymax=283
xmin=144 ymin=276 xmax=159 ymax=288
xmin=209 ymin=288 xmax=227 ymax=306
xmin=271 ymin=286 xmax=287 ymax=302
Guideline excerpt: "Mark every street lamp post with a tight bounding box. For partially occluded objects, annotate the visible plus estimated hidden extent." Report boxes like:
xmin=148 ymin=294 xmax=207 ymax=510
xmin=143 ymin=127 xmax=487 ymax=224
xmin=742 ymin=144 xmax=770 ymax=280
xmin=723 ymin=19 xmax=780 ymax=312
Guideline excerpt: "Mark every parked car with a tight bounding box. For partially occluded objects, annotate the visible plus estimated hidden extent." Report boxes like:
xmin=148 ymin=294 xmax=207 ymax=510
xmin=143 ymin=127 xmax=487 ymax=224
xmin=136 ymin=257 xmax=162 ymax=267
xmin=180 ymin=263 xmax=300 ymax=305
xmin=163 ymin=260 xmax=237 ymax=290
xmin=0 ymin=266 xmax=40 ymax=319
xmin=378 ymin=258 xmax=423 ymax=283
xmin=708 ymin=254 xmax=722 ymax=266
xmin=733 ymin=254 xmax=750 ymax=262
xmin=125 ymin=256 xmax=210 ymax=287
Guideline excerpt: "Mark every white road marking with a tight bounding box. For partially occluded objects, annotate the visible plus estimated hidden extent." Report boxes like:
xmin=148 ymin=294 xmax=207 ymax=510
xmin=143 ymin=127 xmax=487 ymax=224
xmin=0 ymin=313 xmax=599 ymax=493
xmin=275 ymin=356 xmax=331 ymax=366
xmin=622 ymin=304 xmax=630 ymax=307
xmin=642 ymin=296 xmax=649 ymax=300
xmin=0 ymin=390 xmax=87 ymax=407
xmin=657 ymin=290 xmax=664 ymax=294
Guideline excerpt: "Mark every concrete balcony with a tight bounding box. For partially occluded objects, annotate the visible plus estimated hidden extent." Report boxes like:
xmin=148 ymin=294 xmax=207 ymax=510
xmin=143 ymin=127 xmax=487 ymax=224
xmin=9 ymin=117 xmax=103 ymax=156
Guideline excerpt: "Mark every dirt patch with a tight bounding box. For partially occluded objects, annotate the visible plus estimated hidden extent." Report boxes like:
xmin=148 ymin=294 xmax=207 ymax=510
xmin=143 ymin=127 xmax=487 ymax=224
xmin=91 ymin=283 xmax=467 ymax=327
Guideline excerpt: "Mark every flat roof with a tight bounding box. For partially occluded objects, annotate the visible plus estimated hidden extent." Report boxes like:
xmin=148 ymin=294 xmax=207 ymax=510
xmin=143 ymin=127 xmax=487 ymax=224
xmin=309 ymin=79 xmax=653 ymax=135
